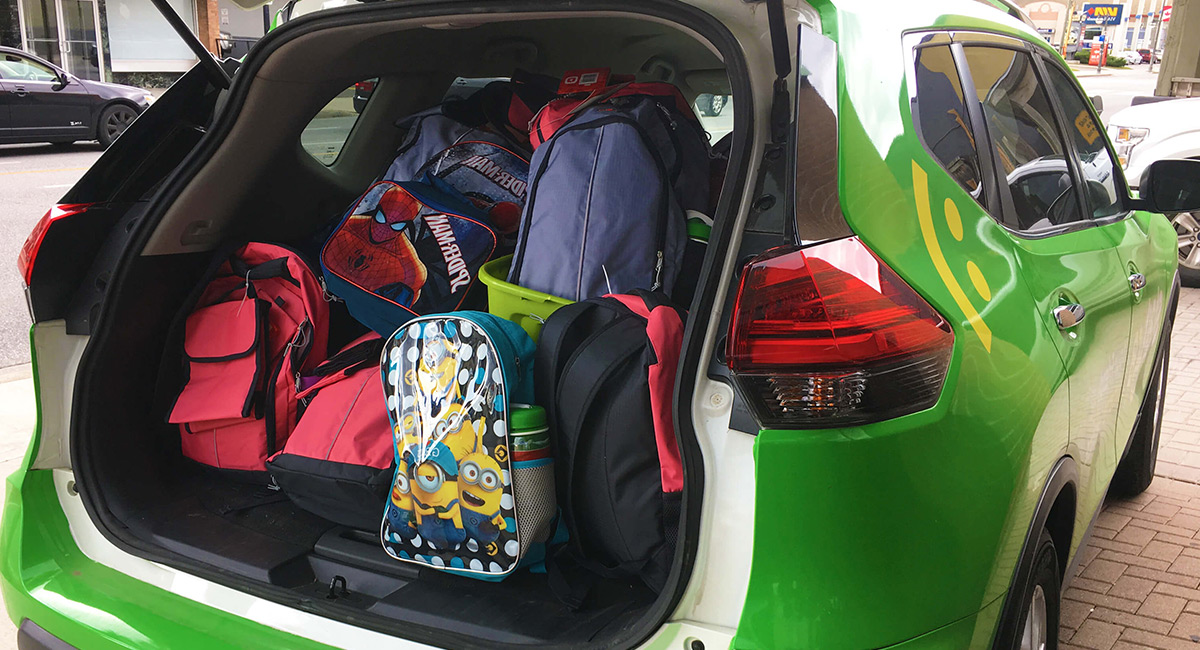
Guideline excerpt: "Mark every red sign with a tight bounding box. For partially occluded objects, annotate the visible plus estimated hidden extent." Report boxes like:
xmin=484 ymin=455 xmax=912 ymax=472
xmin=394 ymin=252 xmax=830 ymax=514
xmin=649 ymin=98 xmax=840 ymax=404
xmin=1163 ymin=5 xmax=1172 ymax=21
xmin=1089 ymin=43 xmax=1105 ymax=66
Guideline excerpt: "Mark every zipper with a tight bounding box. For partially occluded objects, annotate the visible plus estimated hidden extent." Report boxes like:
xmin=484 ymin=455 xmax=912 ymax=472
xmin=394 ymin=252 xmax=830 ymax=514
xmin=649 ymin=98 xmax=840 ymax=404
xmin=512 ymin=113 xmax=673 ymax=291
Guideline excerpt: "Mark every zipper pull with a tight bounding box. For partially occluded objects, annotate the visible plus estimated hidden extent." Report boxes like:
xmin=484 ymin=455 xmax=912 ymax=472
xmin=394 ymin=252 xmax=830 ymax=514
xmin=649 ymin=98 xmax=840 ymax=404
xmin=651 ymin=251 xmax=664 ymax=291
xmin=320 ymin=276 xmax=341 ymax=303
xmin=657 ymin=103 xmax=678 ymax=131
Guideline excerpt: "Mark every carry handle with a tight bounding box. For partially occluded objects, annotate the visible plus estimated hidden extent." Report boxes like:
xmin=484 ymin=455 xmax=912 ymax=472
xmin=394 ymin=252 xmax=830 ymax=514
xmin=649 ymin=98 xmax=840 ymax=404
xmin=227 ymin=256 xmax=297 ymax=286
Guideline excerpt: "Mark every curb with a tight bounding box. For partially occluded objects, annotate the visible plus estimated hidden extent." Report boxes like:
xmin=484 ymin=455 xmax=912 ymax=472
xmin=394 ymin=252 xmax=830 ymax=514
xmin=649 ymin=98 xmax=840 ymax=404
xmin=0 ymin=364 xmax=32 ymax=385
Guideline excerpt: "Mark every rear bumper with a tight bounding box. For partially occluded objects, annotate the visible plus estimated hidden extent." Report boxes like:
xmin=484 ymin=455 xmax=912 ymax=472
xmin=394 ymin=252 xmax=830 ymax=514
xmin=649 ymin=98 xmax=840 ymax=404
xmin=0 ymin=469 xmax=334 ymax=650
xmin=17 ymin=619 xmax=76 ymax=650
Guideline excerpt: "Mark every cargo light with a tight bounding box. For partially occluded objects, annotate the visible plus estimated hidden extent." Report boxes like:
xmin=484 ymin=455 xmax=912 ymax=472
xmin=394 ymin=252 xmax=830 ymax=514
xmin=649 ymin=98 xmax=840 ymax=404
xmin=18 ymin=203 xmax=93 ymax=286
xmin=727 ymin=237 xmax=954 ymax=428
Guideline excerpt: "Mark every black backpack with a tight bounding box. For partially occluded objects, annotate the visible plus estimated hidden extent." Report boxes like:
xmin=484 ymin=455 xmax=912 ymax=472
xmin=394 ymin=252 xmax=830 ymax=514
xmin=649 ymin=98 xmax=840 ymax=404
xmin=534 ymin=291 xmax=686 ymax=605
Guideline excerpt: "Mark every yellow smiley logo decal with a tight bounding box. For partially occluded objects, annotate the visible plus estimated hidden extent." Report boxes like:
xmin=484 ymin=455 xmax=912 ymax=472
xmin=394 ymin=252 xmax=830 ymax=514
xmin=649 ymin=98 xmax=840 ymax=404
xmin=912 ymin=160 xmax=994 ymax=352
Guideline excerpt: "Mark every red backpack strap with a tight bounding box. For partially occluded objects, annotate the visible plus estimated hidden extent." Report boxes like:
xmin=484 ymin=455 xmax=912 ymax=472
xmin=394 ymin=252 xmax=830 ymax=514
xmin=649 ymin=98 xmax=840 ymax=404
xmin=297 ymin=335 xmax=383 ymax=399
xmin=608 ymin=294 xmax=685 ymax=493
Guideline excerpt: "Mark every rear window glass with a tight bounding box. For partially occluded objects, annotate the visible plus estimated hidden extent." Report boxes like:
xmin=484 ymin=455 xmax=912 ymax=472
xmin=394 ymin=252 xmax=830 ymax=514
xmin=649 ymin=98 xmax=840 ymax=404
xmin=301 ymin=79 xmax=373 ymax=165
xmin=961 ymin=46 xmax=1083 ymax=233
xmin=913 ymin=44 xmax=984 ymax=201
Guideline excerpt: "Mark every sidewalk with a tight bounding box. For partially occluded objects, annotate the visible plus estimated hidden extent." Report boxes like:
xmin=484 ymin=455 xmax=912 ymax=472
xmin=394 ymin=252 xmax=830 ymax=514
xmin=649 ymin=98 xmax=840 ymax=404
xmin=1061 ymin=287 xmax=1200 ymax=650
xmin=0 ymin=364 xmax=34 ymax=480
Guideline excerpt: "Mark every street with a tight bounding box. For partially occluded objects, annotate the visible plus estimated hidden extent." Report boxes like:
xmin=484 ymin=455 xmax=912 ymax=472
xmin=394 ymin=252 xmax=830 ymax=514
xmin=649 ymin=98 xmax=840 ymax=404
xmin=0 ymin=144 xmax=104 ymax=368
xmin=1070 ymin=60 xmax=1164 ymax=118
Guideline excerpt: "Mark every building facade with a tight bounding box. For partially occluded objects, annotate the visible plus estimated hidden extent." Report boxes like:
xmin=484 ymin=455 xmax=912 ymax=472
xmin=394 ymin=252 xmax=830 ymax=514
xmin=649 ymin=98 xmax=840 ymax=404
xmin=0 ymin=0 xmax=271 ymax=82
xmin=1015 ymin=0 xmax=1172 ymax=53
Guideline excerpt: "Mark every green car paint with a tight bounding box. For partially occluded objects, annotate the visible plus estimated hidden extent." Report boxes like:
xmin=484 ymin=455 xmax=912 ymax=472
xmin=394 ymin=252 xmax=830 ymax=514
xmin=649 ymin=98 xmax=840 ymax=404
xmin=733 ymin=1 xmax=1173 ymax=649
xmin=0 ymin=469 xmax=333 ymax=650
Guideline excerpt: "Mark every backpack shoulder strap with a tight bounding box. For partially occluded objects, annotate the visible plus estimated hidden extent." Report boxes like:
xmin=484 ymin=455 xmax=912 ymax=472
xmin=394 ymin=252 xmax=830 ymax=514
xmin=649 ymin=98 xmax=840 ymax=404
xmin=534 ymin=300 xmax=604 ymax=431
xmin=555 ymin=316 xmax=646 ymax=444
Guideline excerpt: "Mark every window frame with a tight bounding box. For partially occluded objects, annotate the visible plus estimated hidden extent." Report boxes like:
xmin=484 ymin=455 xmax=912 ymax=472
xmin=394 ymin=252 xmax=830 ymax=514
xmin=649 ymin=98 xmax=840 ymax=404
xmin=1031 ymin=50 xmax=1133 ymax=225
xmin=907 ymin=29 xmax=1133 ymax=240
xmin=907 ymin=36 xmax=992 ymax=208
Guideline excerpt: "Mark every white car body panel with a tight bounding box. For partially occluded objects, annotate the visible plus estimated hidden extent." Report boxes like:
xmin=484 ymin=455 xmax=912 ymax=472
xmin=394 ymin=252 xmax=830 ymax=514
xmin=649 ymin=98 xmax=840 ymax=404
xmin=1108 ymin=97 xmax=1200 ymax=186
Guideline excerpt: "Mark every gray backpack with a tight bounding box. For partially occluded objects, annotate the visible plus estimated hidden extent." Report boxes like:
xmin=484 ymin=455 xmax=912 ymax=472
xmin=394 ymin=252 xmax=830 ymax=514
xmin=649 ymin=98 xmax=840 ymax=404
xmin=507 ymin=95 xmax=709 ymax=301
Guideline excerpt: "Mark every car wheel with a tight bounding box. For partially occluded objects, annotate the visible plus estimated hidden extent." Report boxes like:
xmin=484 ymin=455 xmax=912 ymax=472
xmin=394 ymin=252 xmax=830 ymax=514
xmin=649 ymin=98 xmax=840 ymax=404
xmin=1111 ymin=325 xmax=1170 ymax=498
xmin=709 ymin=94 xmax=727 ymax=116
xmin=97 ymin=104 xmax=138 ymax=148
xmin=1011 ymin=529 xmax=1060 ymax=650
xmin=1171 ymin=212 xmax=1200 ymax=287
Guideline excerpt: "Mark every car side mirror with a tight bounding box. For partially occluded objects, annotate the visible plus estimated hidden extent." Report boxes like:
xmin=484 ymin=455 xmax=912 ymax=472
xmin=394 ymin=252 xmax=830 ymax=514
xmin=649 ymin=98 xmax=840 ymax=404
xmin=51 ymin=72 xmax=68 ymax=91
xmin=1135 ymin=159 xmax=1200 ymax=213
xmin=1091 ymin=95 xmax=1104 ymax=114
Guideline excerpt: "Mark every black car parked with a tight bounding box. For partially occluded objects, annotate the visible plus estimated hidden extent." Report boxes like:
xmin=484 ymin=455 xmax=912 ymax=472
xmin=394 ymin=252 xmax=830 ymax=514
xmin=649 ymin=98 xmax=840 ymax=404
xmin=0 ymin=46 xmax=152 ymax=147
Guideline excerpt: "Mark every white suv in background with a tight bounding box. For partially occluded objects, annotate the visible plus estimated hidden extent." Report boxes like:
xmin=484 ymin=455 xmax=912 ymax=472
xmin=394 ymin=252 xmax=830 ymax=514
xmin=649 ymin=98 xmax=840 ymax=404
xmin=1109 ymin=97 xmax=1200 ymax=284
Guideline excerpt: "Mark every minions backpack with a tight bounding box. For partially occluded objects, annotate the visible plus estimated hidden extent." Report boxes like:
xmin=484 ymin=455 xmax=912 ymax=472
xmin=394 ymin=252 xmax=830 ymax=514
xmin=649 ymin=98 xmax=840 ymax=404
xmin=379 ymin=312 xmax=556 ymax=578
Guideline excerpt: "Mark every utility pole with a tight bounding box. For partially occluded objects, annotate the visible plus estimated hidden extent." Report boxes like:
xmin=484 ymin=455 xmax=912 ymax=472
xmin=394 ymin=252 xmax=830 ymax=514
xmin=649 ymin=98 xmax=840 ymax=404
xmin=1148 ymin=3 xmax=1163 ymax=74
xmin=1062 ymin=0 xmax=1077 ymax=55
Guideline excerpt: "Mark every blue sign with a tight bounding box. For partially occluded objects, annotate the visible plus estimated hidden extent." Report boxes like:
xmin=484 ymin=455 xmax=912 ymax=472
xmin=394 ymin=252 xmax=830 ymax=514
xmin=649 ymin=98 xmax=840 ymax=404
xmin=1082 ymin=4 xmax=1125 ymax=25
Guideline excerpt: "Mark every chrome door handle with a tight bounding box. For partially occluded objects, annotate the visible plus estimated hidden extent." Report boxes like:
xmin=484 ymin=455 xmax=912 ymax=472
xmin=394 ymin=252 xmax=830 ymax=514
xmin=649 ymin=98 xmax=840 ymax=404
xmin=9 ymin=89 xmax=26 ymax=97
xmin=1130 ymin=273 xmax=1147 ymax=292
xmin=1054 ymin=303 xmax=1086 ymax=330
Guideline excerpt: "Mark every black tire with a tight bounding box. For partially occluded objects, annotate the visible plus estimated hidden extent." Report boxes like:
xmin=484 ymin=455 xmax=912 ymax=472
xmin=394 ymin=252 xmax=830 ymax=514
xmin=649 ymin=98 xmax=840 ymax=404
xmin=1111 ymin=326 xmax=1170 ymax=497
xmin=1181 ymin=265 xmax=1200 ymax=289
xmin=1172 ymin=212 xmax=1200 ymax=287
xmin=97 ymin=104 xmax=138 ymax=148
xmin=1010 ymin=529 xmax=1061 ymax=650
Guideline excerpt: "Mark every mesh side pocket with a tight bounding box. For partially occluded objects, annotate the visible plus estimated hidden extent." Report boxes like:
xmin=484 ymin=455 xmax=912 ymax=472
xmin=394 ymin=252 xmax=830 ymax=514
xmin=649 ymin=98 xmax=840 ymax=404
xmin=512 ymin=459 xmax=556 ymax=558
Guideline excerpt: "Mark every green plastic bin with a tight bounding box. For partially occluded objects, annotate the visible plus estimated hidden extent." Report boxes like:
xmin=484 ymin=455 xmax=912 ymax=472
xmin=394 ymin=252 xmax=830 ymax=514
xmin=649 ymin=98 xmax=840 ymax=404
xmin=479 ymin=255 xmax=572 ymax=341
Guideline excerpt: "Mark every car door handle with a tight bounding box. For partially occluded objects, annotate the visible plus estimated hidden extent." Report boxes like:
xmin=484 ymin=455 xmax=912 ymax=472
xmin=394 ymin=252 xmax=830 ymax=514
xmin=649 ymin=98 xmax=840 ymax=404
xmin=9 ymin=89 xmax=26 ymax=97
xmin=1053 ymin=303 xmax=1086 ymax=330
xmin=1130 ymin=272 xmax=1147 ymax=292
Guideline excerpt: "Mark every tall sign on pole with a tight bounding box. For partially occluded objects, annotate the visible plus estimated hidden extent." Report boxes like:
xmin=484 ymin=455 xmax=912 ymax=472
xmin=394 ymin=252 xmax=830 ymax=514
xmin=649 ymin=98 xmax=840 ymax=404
xmin=1082 ymin=4 xmax=1124 ymax=71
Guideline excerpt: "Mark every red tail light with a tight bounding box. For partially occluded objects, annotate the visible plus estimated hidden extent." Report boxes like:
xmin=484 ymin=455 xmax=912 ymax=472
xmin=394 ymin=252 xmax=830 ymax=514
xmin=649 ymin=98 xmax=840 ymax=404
xmin=18 ymin=203 xmax=93 ymax=286
xmin=727 ymin=237 xmax=953 ymax=428
xmin=355 ymin=80 xmax=376 ymax=94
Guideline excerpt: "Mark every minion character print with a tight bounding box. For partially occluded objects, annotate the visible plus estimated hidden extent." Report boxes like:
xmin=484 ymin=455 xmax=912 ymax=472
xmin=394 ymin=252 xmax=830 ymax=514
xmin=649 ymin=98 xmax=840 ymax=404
xmin=380 ymin=316 xmax=520 ymax=575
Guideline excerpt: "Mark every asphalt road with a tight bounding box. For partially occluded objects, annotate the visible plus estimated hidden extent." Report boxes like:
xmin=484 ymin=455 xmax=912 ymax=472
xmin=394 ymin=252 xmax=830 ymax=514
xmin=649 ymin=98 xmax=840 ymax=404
xmin=0 ymin=143 xmax=104 ymax=368
xmin=1072 ymin=60 xmax=1164 ymax=121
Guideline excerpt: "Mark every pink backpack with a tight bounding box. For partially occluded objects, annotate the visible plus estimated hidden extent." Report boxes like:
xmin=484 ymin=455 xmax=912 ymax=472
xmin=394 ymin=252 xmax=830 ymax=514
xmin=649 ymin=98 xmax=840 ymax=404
xmin=168 ymin=243 xmax=329 ymax=475
xmin=267 ymin=334 xmax=394 ymax=530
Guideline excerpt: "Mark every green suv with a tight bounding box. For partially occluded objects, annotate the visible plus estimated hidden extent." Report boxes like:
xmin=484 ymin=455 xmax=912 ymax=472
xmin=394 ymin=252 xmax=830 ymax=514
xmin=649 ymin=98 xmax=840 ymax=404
xmin=4 ymin=0 xmax=1199 ymax=648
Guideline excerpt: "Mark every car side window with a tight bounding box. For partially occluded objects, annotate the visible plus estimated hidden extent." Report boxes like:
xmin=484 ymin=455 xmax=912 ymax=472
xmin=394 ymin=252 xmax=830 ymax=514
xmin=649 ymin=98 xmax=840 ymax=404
xmin=913 ymin=44 xmax=985 ymax=202
xmin=961 ymin=45 xmax=1082 ymax=234
xmin=1042 ymin=62 xmax=1126 ymax=220
xmin=0 ymin=54 xmax=58 ymax=83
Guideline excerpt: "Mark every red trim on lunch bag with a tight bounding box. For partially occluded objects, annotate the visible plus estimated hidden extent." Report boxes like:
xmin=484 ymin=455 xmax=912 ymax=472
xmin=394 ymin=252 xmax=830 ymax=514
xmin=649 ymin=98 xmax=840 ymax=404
xmin=608 ymin=294 xmax=684 ymax=493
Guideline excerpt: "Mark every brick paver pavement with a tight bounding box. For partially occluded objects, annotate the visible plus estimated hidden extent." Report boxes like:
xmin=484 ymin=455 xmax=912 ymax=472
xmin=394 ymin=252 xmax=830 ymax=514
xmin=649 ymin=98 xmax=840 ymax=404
xmin=1062 ymin=287 xmax=1200 ymax=649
